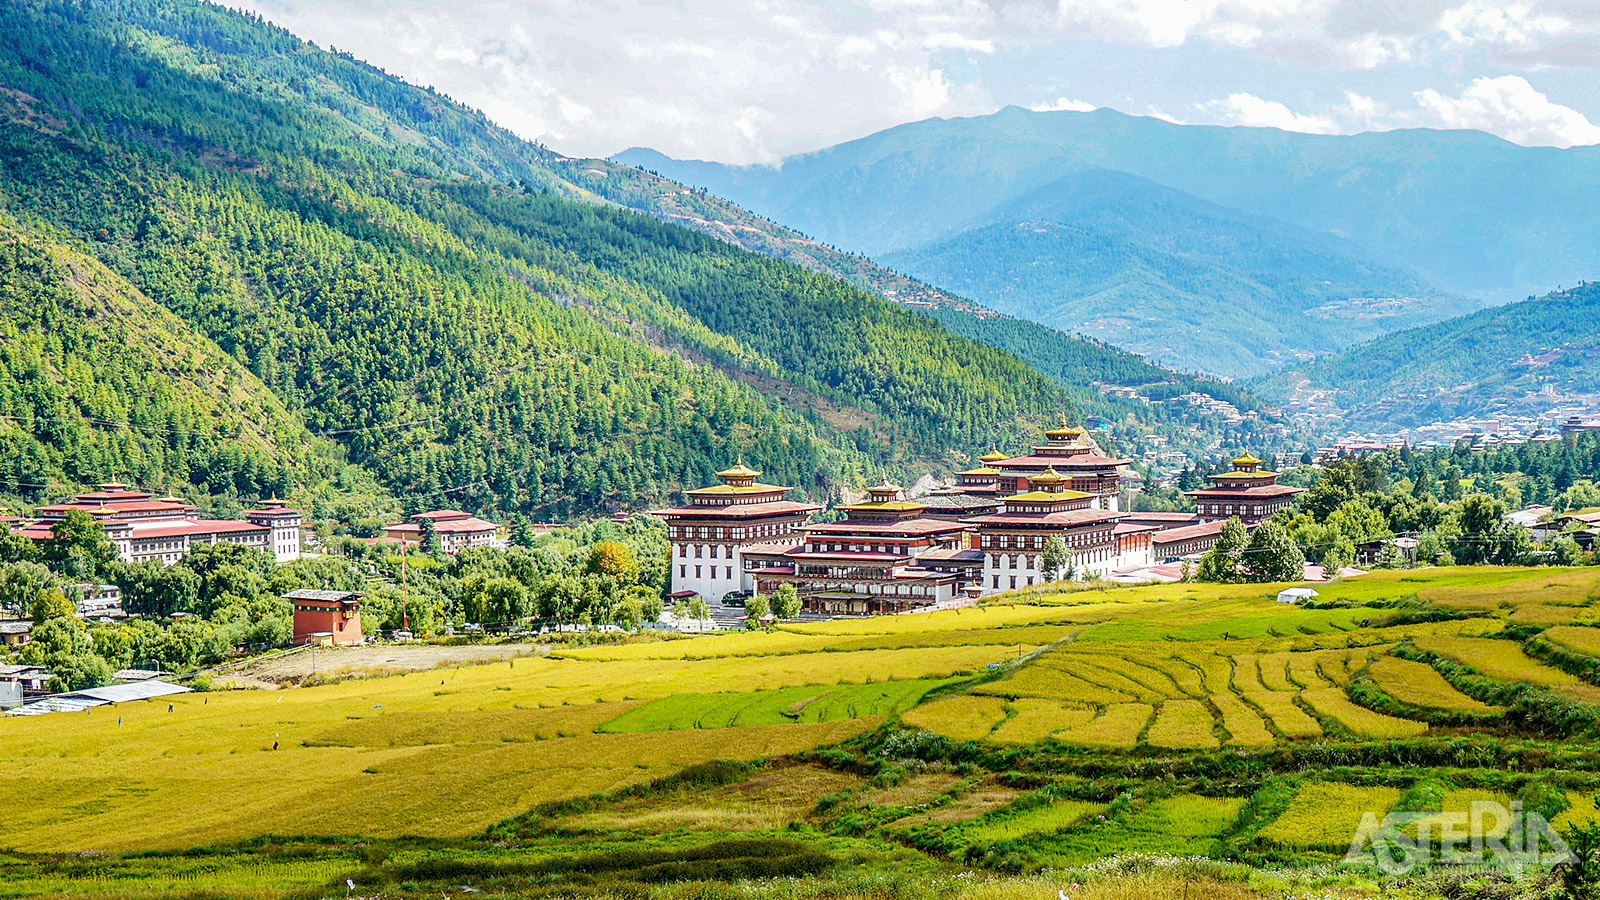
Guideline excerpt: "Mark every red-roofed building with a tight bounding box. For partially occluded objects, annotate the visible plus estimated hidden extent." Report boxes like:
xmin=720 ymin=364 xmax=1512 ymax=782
xmin=651 ymin=463 xmax=822 ymax=602
xmin=1184 ymin=454 xmax=1304 ymax=524
xmin=25 ymin=484 xmax=303 ymax=566
xmin=382 ymin=510 xmax=505 ymax=554
xmin=741 ymin=478 xmax=974 ymax=615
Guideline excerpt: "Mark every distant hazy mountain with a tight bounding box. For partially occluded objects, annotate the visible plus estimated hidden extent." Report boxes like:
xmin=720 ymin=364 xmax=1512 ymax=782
xmin=619 ymin=106 xmax=1600 ymax=376
xmin=1256 ymin=282 xmax=1600 ymax=430
xmin=877 ymin=168 xmax=1469 ymax=378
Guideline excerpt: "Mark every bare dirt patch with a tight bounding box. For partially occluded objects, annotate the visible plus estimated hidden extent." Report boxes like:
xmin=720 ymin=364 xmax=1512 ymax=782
xmin=225 ymin=643 xmax=538 ymax=688
xmin=893 ymin=777 xmax=1023 ymax=826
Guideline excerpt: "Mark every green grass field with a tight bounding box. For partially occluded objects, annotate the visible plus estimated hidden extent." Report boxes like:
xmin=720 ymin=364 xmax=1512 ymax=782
xmin=597 ymin=679 xmax=955 ymax=731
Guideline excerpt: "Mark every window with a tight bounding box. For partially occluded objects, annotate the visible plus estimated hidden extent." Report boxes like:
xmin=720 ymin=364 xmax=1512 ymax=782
xmin=695 ymin=566 xmax=702 ymax=577
xmin=680 ymin=565 xmax=686 ymax=577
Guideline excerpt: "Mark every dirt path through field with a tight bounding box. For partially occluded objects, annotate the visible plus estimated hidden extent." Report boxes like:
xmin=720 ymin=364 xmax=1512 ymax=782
xmin=218 ymin=643 xmax=539 ymax=688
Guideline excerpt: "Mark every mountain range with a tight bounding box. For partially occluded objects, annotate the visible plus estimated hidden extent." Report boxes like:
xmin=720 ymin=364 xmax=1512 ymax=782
xmin=619 ymin=107 xmax=1600 ymax=378
xmin=1257 ymin=282 xmax=1600 ymax=432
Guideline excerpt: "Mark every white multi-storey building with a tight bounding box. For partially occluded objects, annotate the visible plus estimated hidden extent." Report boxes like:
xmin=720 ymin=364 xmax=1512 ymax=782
xmin=650 ymin=463 xmax=820 ymax=602
xmin=18 ymin=484 xmax=304 ymax=566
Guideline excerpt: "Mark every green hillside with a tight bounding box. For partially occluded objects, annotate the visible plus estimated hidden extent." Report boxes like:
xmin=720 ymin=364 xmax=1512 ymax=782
xmin=0 ymin=216 xmax=382 ymax=517
xmin=1255 ymin=282 xmax=1600 ymax=429
xmin=0 ymin=0 xmax=1100 ymax=519
xmin=880 ymin=170 xmax=1469 ymax=379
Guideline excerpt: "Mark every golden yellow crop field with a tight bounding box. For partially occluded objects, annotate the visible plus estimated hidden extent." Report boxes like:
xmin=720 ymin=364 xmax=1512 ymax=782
xmin=1413 ymin=635 xmax=1583 ymax=686
xmin=1366 ymin=657 xmax=1501 ymax=714
xmin=1257 ymin=782 xmax=1404 ymax=851
xmin=10 ymin=565 xmax=1600 ymax=860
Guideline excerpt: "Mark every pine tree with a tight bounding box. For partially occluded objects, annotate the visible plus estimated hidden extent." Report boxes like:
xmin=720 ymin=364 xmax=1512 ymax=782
xmin=510 ymin=514 xmax=537 ymax=549
xmin=419 ymin=517 xmax=443 ymax=558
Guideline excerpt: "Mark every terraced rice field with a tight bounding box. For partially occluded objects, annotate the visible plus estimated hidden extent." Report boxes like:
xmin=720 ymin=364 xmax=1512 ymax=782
xmin=1055 ymin=702 xmax=1154 ymax=749
xmin=964 ymin=799 xmax=1107 ymax=842
xmin=1244 ymin=691 xmax=1324 ymax=739
xmin=1301 ymin=687 xmax=1428 ymax=738
xmin=1257 ymin=782 xmax=1405 ymax=851
xmin=597 ymin=679 xmax=953 ymax=731
xmin=898 ymin=694 xmax=1011 ymax=741
xmin=1544 ymin=625 xmax=1600 ymax=657
xmin=9 ymin=565 xmax=1600 ymax=859
xmin=987 ymin=699 xmax=1095 ymax=745
xmin=1145 ymin=699 xmax=1219 ymax=749
xmin=1367 ymin=657 xmax=1501 ymax=714
xmin=1211 ymin=693 xmax=1275 ymax=747
xmin=1030 ymin=795 xmax=1248 ymax=865
xmin=1413 ymin=636 xmax=1584 ymax=686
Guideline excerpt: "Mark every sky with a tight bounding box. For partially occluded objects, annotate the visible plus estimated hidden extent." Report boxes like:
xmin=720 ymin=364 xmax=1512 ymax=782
xmin=233 ymin=0 xmax=1600 ymax=165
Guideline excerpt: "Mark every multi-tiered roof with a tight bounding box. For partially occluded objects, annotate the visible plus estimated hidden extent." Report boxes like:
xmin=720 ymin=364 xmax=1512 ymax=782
xmin=652 ymin=463 xmax=820 ymax=519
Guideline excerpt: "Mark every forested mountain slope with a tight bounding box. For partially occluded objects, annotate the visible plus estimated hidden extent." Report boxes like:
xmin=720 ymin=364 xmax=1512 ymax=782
xmin=0 ymin=215 xmax=397 ymax=520
xmin=1255 ymin=283 xmax=1600 ymax=430
xmin=0 ymin=0 xmax=1088 ymax=519
xmin=567 ymin=159 xmax=1286 ymax=433
xmin=879 ymin=169 xmax=1462 ymax=378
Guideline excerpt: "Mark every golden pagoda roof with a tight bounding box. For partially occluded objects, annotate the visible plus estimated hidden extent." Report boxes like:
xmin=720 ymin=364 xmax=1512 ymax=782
xmin=1028 ymin=466 xmax=1069 ymax=485
xmin=1231 ymin=453 xmax=1262 ymax=467
xmin=839 ymin=500 xmax=925 ymax=512
xmin=1044 ymin=414 xmax=1085 ymax=441
xmin=867 ymin=475 xmax=904 ymax=493
xmin=717 ymin=462 xmax=761 ymax=479
xmin=687 ymin=482 xmax=785 ymax=496
xmin=1006 ymin=489 xmax=1092 ymax=503
xmin=979 ymin=449 xmax=1007 ymax=463
xmin=958 ymin=466 xmax=1000 ymax=476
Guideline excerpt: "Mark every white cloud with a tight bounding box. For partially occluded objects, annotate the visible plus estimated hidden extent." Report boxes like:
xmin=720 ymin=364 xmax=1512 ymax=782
xmin=1200 ymin=92 xmax=1341 ymax=134
xmin=1028 ymin=97 xmax=1097 ymax=112
xmin=1414 ymin=74 xmax=1600 ymax=146
xmin=232 ymin=0 xmax=1600 ymax=162
xmin=1439 ymin=2 xmax=1572 ymax=50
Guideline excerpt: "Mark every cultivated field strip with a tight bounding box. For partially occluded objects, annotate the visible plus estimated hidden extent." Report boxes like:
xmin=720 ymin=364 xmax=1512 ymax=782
xmin=1366 ymin=657 xmax=1501 ymax=714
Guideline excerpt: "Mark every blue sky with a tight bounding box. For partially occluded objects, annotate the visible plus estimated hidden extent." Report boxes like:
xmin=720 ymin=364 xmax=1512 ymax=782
xmin=235 ymin=0 xmax=1600 ymax=164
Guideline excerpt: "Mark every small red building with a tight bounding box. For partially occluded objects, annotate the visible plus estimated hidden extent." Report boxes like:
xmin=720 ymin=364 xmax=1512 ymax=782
xmin=286 ymin=588 xmax=365 ymax=646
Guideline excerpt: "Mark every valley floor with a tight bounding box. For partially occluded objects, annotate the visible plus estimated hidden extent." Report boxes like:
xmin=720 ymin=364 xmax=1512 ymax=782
xmin=4 ymin=568 xmax=1599 ymax=899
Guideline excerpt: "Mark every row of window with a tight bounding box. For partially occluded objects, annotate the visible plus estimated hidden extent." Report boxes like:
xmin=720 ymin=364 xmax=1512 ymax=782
xmin=680 ymin=564 xmax=736 ymax=580
xmin=672 ymin=522 xmax=794 ymax=540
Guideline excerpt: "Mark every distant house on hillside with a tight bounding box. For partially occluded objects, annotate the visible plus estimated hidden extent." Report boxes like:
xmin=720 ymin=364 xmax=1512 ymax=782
xmin=381 ymin=510 xmax=505 ymax=554
xmin=0 ymin=620 xmax=31 ymax=647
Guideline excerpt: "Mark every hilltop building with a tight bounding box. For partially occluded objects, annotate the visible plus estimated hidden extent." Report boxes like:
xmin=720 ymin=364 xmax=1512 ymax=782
xmin=17 ymin=485 xmax=303 ymax=566
xmin=1184 ymin=455 xmax=1303 ymax=524
xmin=741 ymin=478 xmax=977 ymax=615
xmin=651 ymin=464 xmax=821 ymax=602
xmin=382 ymin=510 xmax=505 ymax=554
